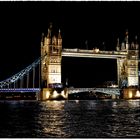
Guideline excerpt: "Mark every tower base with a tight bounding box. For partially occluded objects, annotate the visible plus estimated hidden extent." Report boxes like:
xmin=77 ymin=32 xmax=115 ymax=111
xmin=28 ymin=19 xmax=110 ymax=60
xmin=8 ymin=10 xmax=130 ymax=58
xmin=122 ymin=87 xmax=139 ymax=99
xmin=38 ymin=88 xmax=68 ymax=100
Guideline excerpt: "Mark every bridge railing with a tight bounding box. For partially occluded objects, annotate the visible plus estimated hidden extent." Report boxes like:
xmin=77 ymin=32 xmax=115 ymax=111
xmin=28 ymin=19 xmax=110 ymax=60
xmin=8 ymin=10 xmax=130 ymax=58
xmin=68 ymin=87 xmax=121 ymax=95
xmin=0 ymin=88 xmax=40 ymax=93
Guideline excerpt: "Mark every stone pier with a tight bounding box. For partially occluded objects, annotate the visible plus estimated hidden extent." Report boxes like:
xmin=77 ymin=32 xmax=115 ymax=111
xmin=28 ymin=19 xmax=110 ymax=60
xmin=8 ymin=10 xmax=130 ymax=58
xmin=38 ymin=88 xmax=68 ymax=100
xmin=122 ymin=87 xmax=139 ymax=99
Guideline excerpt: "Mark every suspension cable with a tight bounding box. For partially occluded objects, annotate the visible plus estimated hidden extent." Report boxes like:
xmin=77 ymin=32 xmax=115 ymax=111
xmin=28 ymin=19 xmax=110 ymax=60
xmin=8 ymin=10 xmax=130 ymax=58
xmin=20 ymin=77 xmax=23 ymax=88
xmin=0 ymin=54 xmax=47 ymax=88
xmin=33 ymin=65 xmax=35 ymax=88
xmin=14 ymin=81 xmax=15 ymax=89
xmin=27 ymin=72 xmax=29 ymax=88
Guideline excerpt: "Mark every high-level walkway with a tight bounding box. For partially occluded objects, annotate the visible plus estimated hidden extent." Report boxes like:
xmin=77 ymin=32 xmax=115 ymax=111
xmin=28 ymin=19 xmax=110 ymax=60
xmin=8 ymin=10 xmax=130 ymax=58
xmin=62 ymin=49 xmax=127 ymax=59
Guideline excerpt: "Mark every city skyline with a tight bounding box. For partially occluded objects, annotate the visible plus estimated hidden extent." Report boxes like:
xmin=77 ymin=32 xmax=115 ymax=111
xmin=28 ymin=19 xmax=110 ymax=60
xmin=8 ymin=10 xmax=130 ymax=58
xmin=0 ymin=1 xmax=139 ymax=87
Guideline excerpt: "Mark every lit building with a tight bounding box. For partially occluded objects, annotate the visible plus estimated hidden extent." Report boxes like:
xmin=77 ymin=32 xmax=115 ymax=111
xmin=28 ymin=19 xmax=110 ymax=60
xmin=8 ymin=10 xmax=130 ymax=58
xmin=41 ymin=23 xmax=62 ymax=88
xmin=116 ymin=30 xmax=139 ymax=88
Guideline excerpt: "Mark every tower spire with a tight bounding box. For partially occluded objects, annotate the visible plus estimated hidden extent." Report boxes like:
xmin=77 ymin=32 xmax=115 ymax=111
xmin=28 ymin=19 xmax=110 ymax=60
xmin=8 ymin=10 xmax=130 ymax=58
xmin=116 ymin=38 xmax=120 ymax=51
xmin=47 ymin=28 xmax=51 ymax=38
xmin=135 ymin=35 xmax=138 ymax=43
xmin=117 ymin=38 xmax=119 ymax=46
xmin=135 ymin=35 xmax=139 ymax=50
xmin=125 ymin=29 xmax=129 ymax=50
xmin=41 ymin=33 xmax=44 ymax=41
xmin=58 ymin=29 xmax=62 ymax=39
xmin=41 ymin=33 xmax=44 ymax=46
xmin=125 ymin=29 xmax=129 ymax=44
xmin=47 ymin=22 xmax=53 ymax=38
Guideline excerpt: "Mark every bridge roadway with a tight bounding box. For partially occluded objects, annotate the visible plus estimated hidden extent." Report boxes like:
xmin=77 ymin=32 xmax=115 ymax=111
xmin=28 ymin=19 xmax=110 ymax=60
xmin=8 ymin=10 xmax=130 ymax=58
xmin=68 ymin=88 xmax=121 ymax=95
xmin=0 ymin=88 xmax=121 ymax=95
xmin=0 ymin=88 xmax=40 ymax=93
xmin=62 ymin=49 xmax=127 ymax=59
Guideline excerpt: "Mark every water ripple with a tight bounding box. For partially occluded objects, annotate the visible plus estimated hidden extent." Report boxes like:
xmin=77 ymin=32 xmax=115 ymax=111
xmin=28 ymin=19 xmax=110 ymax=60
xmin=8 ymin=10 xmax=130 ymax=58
xmin=0 ymin=100 xmax=140 ymax=138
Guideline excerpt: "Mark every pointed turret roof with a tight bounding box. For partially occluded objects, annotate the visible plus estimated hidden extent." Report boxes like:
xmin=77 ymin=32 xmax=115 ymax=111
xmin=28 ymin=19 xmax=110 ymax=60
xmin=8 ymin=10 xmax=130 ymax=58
xmin=125 ymin=29 xmax=129 ymax=44
xmin=58 ymin=29 xmax=62 ymax=39
xmin=47 ymin=22 xmax=53 ymax=38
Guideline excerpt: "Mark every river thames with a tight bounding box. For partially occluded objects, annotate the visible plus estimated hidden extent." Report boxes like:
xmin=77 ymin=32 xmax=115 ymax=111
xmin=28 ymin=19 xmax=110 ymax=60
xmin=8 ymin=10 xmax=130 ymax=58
xmin=0 ymin=99 xmax=140 ymax=138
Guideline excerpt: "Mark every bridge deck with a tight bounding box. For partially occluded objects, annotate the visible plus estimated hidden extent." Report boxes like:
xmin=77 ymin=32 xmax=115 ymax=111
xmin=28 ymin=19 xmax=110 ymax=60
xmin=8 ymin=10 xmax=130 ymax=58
xmin=0 ymin=88 xmax=40 ymax=93
xmin=68 ymin=88 xmax=121 ymax=95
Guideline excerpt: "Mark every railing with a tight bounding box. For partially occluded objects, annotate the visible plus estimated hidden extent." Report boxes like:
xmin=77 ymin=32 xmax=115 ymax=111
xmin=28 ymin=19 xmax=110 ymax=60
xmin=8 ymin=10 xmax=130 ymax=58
xmin=68 ymin=88 xmax=121 ymax=95
xmin=0 ymin=88 xmax=40 ymax=93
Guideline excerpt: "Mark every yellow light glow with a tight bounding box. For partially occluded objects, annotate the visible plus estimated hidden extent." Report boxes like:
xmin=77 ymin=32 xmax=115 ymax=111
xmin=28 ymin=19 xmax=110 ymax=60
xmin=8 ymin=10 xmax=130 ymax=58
xmin=129 ymin=91 xmax=133 ymax=98
xmin=61 ymin=90 xmax=65 ymax=98
xmin=52 ymin=90 xmax=59 ymax=98
xmin=135 ymin=90 xmax=140 ymax=98
xmin=95 ymin=48 xmax=99 ymax=53
xmin=46 ymin=91 xmax=50 ymax=99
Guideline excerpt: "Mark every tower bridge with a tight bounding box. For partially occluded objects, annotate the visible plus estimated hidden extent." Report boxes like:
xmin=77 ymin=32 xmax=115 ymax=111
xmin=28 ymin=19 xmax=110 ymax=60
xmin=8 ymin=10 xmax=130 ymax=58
xmin=0 ymin=24 xmax=139 ymax=100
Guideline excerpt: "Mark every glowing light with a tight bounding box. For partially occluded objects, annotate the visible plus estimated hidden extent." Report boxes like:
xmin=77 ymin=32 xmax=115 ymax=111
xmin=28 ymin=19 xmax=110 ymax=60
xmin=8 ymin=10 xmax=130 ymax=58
xmin=135 ymin=90 xmax=140 ymax=98
xmin=110 ymin=84 xmax=118 ymax=88
xmin=46 ymin=91 xmax=50 ymax=99
xmin=95 ymin=48 xmax=99 ymax=53
xmin=61 ymin=90 xmax=65 ymax=98
xmin=128 ymin=91 xmax=133 ymax=98
xmin=52 ymin=90 xmax=59 ymax=98
xmin=75 ymin=100 xmax=79 ymax=104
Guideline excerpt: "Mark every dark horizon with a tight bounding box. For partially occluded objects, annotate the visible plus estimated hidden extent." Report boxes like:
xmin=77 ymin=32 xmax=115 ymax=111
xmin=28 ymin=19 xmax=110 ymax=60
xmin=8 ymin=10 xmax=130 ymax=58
xmin=0 ymin=1 xmax=139 ymax=87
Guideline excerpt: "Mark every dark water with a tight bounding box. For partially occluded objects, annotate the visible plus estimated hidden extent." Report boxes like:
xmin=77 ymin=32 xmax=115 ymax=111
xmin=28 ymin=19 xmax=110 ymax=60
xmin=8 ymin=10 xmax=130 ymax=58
xmin=0 ymin=99 xmax=140 ymax=138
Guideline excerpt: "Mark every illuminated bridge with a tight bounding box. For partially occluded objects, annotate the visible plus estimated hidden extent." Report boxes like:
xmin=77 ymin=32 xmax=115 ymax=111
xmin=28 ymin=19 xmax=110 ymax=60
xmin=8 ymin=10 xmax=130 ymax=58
xmin=0 ymin=24 xmax=139 ymax=100
xmin=0 ymin=47 xmax=139 ymax=99
xmin=0 ymin=87 xmax=120 ymax=96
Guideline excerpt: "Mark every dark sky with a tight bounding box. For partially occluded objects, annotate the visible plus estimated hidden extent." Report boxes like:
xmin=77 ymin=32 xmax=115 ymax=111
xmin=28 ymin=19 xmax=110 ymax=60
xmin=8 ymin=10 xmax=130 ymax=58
xmin=0 ymin=1 xmax=139 ymax=87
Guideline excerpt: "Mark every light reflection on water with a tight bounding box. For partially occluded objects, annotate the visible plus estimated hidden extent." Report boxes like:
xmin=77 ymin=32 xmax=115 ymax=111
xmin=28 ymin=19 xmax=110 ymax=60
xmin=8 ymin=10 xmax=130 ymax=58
xmin=0 ymin=99 xmax=140 ymax=138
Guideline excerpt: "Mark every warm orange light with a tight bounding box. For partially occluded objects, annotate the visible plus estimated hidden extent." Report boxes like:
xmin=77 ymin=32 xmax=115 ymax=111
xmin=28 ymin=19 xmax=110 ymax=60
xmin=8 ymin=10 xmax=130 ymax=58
xmin=129 ymin=91 xmax=133 ymax=98
xmin=46 ymin=91 xmax=50 ymax=99
xmin=61 ymin=90 xmax=65 ymax=98
xmin=52 ymin=90 xmax=59 ymax=98
xmin=95 ymin=48 xmax=99 ymax=53
xmin=135 ymin=90 xmax=140 ymax=98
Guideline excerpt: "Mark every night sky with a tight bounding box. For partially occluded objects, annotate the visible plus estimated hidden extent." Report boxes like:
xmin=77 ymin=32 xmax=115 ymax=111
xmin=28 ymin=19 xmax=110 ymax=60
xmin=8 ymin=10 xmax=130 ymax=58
xmin=0 ymin=1 xmax=140 ymax=87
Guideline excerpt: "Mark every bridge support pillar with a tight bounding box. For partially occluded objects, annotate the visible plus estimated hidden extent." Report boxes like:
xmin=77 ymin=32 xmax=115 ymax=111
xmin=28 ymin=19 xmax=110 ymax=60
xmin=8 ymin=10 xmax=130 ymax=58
xmin=39 ymin=88 xmax=52 ymax=100
xmin=64 ymin=87 xmax=68 ymax=99
xmin=39 ymin=88 xmax=68 ymax=100
xmin=36 ymin=92 xmax=40 ymax=101
xmin=122 ymin=87 xmax=138 ymax=99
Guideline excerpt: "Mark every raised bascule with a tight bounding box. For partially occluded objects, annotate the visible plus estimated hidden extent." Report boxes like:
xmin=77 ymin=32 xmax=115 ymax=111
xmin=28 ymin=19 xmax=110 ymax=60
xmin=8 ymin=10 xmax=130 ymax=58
xmin=0 ymin=23 xmax=139 ymax=100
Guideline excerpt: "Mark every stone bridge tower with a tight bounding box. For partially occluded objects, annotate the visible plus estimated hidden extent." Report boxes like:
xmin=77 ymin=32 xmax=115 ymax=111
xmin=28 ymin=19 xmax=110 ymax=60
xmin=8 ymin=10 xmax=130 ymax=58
xmin=127 ymin=37 xmax=139 ymax=87
xmin=116 ymin=31 xmax=139 ymax=89
xmin=41 ymin=23 xmax=62 ymax=88
xmin=39 ymin=23 xmax=65 ymax=100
